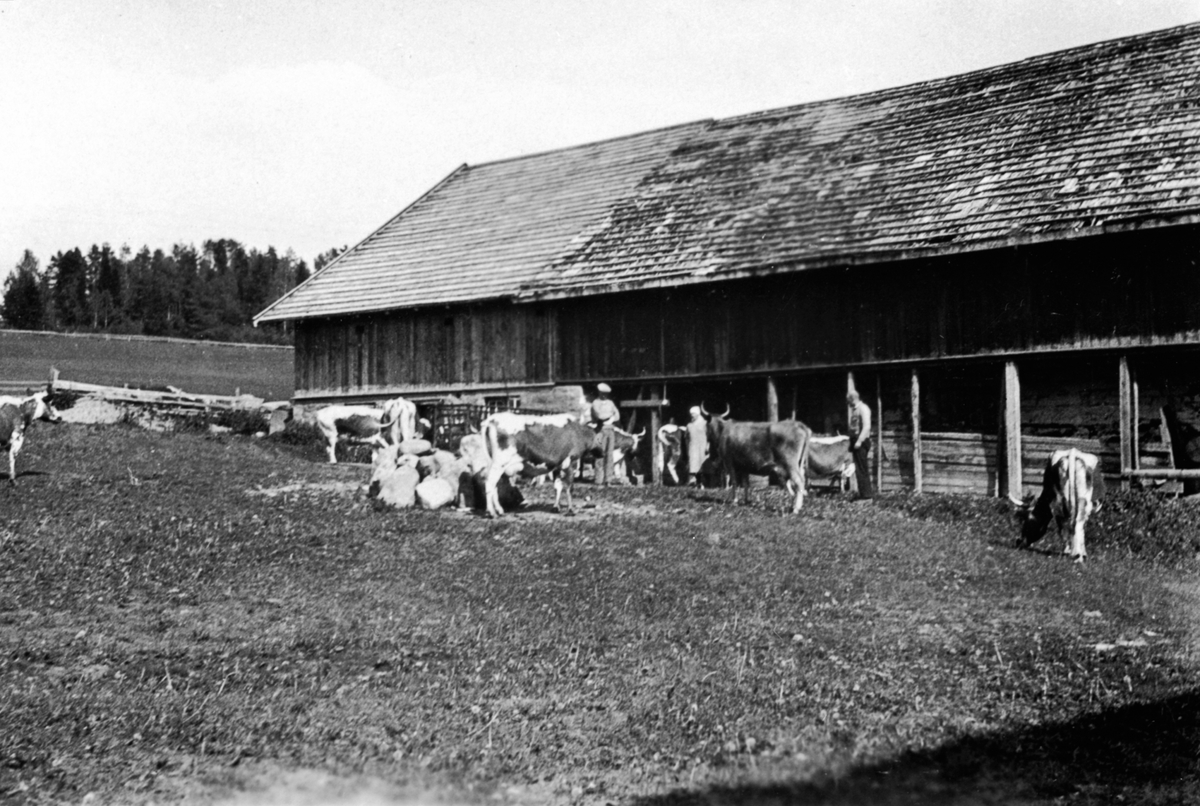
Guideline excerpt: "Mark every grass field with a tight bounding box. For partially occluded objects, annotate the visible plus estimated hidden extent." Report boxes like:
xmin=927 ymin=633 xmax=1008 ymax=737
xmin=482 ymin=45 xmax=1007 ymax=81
xmin=0 ymin=330 xmax=293 ymax=400
xmin=1 ymin=423 xmax=1199 ymax=805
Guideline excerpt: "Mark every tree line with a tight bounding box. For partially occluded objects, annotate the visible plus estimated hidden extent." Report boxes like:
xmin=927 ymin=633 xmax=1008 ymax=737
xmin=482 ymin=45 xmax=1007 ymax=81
xmin=1 ymin=241 xmax=346 ymax=344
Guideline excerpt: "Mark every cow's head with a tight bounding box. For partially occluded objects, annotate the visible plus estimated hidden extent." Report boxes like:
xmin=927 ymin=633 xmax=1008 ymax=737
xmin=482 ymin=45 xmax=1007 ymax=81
xmin=24 ymin=393 xmax=62 ymax=425
xmin=621 ymin=427 xmax=647 ymax=452
xmin=699 ymin=402 xmax=731 ymax=444
xmin=1015 ymin=493 xmax=1050 ymax=545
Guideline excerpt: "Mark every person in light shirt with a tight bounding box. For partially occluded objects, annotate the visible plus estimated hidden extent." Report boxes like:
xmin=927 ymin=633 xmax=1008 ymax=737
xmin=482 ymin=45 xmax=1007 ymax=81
xmin=847 ymin=390 xmax=874 ymax=501
xmin=590 ymin=383 xmax=620 ymax=485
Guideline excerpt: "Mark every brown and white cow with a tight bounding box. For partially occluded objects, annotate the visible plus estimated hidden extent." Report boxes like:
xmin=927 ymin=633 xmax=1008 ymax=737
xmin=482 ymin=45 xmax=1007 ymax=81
xmin=1019 ymin=448 xmax=1105 ymax=562
xmin=314 ymin=397 xmax=417 ymax=464
xmin=703 ymin=404 xmax=812 ymax=514
xmin=0 ymin=393 xmax=62 ymax=485
xmin=482 ymin=411 xmax=596 ymax=516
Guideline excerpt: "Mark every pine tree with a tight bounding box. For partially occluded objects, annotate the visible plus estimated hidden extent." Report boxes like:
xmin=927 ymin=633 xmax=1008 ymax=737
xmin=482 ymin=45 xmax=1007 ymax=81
xmin=2 ymin=250 xmax=47 ymax=330
xmin=50 ymin=248 xmax=89 ymax=328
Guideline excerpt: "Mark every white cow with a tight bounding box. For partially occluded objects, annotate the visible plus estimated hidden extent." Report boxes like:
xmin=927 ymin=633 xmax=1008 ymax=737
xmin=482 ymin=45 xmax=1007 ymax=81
xmin=1019 ymin=448 xmax=1105 ymax=562
xmin=482 ymin=411 xmax=595 ymax=516
xmin=0 ymin=393 xmax=62 ymax=485
xmin=314 ymin=396 xmax=417 ymax=464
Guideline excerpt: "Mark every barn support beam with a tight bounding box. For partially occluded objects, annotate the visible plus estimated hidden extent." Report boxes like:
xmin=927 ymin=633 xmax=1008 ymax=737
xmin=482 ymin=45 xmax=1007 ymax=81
xmin=1119 ymin=355 xmax=1133 ymax=490
xmin=766 ymin=376 xmax=779 ymax=423
xmin=911 ymin=368 xmax=922 ymax=494
xmin=1003 ymin=360 xmax=1022 ymax=499
xmin=875 ymin=374 xmax=883 ymax=494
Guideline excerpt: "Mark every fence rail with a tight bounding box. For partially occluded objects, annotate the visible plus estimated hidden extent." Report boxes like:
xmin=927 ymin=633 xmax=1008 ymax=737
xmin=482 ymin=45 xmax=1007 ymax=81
xmin=420 ymin=403 xmax=558 ymax=451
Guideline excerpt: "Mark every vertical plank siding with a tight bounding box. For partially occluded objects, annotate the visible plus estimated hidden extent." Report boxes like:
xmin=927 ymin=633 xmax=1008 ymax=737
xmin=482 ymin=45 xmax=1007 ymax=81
xmin=295 ymin=303 xmax=555 ymax=396
xmin=553 ymin=228 xmax=1200 ymax=383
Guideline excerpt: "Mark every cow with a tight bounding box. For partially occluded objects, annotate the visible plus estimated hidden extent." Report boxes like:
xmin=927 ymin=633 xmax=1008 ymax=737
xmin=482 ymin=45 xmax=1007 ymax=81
xmin=1018 ymin=448 xmax=1106 ymax=562
xmin=702 ymin=403 xmax=811 ymax=514
xmin=0 ymin=393 xmax=62 ymax=485
xmin=806 ymin=435 xmax=856 ymax=493
xmin=580 ymin=425 xmax=646 ymax=484
xmin=482 ymin=411 xmax=596 ymax=516
xmin=657 ymin=424 xmax=683 ymax=484
xmin=314 ymin=396 xmax=417 ymax=463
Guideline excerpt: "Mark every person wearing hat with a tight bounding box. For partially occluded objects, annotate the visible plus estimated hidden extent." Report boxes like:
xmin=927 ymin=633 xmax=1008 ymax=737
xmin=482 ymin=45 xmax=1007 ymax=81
xmin=685 ymin=405 xmax=709 ymax=486
xmin=590 ymin=383 xmax=620 ymax=485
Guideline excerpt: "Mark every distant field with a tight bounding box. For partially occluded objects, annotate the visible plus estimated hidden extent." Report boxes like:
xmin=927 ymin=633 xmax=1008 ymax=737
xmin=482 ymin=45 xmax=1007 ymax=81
xmin=0 ymin=330 xmax=294 ymax=400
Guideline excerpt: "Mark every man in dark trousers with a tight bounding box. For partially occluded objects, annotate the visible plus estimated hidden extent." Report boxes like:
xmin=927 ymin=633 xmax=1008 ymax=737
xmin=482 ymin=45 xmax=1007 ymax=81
xmin=847 ymin=389 xmax=874 ymax=500
xmin=591 ymin=383 xmax=621 ymax=485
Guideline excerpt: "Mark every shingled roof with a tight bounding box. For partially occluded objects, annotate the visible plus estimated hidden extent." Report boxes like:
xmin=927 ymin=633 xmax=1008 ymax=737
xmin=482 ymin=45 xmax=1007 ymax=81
xmin=256 ymin=22 xmax=1200 ymax=323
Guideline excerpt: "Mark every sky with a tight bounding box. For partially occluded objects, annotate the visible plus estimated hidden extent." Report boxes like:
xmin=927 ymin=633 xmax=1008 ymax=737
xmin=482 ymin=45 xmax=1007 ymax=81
xmin=2 ymin=0 xmax=1198 ymax=280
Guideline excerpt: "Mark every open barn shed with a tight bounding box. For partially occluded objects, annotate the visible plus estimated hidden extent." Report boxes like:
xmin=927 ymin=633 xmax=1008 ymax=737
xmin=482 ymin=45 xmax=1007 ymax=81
xmin=256 ymin=22 xmax=1200 ymax=496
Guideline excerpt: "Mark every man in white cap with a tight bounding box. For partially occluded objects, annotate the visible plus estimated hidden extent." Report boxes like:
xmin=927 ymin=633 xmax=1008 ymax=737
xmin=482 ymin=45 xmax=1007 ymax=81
xmin=590 ymin=382 xmax=620 ymax=485
xmin=685 ymin=405 xmax=708 ymax=486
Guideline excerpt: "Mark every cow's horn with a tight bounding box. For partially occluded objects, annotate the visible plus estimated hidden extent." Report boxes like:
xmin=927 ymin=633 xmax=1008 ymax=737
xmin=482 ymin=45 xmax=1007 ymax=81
xmin=634 ymin=428 xmax=646 ymax=438
xmin=699 ymin=402 xmax=710 ymax=417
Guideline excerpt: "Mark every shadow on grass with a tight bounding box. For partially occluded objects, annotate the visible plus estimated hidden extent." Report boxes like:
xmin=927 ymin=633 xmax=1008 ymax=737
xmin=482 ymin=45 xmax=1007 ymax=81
xmin=634 ymin=690 xmax=1200 ymax=805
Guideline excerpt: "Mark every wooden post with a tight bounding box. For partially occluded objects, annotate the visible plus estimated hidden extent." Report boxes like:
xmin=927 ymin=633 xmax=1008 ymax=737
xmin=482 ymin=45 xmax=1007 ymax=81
xmin=1119 ymin=356 xmax=1132 ymax=491
xmin=650 ymin=405 xmax=661 ymax=486
xmin=1131 ymin=362 xmax=1140 ymax=474
xmin=766 ymin=376 xmax=779 ymax=423
xmin=875 ymin=374 xmax=883 ymax=494
xmin=1003 ymin=360 xmax=1022 ymax=499
xmin=911 ymin=368 xmax=922 ymax=494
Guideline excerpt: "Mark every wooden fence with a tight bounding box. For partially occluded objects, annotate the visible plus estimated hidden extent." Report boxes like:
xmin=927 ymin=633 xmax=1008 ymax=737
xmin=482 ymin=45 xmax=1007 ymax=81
xmin=875 ymin=430 xmax=1173 ymax=496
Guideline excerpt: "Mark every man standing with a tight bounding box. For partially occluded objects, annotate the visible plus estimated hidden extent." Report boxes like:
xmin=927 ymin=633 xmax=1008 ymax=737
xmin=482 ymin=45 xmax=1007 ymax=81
xmin=591 ymin=383 xmax=620 ymax=485
xmin=847 ymin=390 xmax=874 ymax=500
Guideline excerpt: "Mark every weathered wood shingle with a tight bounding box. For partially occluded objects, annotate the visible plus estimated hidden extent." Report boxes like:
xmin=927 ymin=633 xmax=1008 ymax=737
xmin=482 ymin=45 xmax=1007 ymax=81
xmin=255 ymin=122 xmax=707 ymax=322
xmin=256 ymin=23 xmax=1200 ymax=322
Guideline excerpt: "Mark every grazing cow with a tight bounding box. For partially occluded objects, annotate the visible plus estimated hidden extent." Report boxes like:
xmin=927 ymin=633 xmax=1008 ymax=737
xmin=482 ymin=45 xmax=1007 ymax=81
xmin=806 ymin=435 xmax=856 ymax=493
xmin=482 ymin=411 xmax=596 ymax=516
xmin=0 ymin=393 xmax=62 ymax=485
xmin=1019 ymin=448 xmax=1106 ymax=562
xmin=314 ymin=396 xmax=417 ymax=464
xmin=702 ymin=403 xmax=811 ymax=514
xmin=657 ymin=424 xmax=683 ymax=484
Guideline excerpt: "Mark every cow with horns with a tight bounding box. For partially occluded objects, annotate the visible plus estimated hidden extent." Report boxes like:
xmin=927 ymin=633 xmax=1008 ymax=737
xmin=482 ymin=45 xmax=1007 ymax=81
xmin=482 ymin=411 xmax=597 ymax=517
xmin=1017 ymin=448 xmax=1106 ymax=562
xmin=701 ymin=403 xmax=812 ymax=514
xmin=583 ymin=425 xmax=646 ymax=484
xmin=315 ymin=397 xmax=417 ymax=464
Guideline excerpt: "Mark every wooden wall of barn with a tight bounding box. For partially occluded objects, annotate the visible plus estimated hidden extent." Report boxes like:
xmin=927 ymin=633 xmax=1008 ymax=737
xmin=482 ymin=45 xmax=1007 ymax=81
xmin=293 ymin=303 xmax=553 ymax=399
xmin=554 ymin=225 xmax=1200 ymax=383
xmin=653 ymin=354 xmax=1200 ymax=497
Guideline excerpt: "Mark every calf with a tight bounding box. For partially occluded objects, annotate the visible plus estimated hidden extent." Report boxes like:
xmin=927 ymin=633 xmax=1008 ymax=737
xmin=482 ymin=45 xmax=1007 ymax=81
xmin=1019 ymin=448 xmax=1105 ymax=562
xmin=703 ymin=404 xmax=811 ymax=514
xmin=0 ymin=393 xmax=62 ymax=485
xmin=482 ymin=411 xmax=595 ymax=516
xmin=314 ymin=396 xmax=416 ymax=464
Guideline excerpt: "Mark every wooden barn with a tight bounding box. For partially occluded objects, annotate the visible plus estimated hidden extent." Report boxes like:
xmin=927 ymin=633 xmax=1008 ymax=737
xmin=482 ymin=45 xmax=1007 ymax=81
xmin=255 ymin=23 xmax=1200 ymax=496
